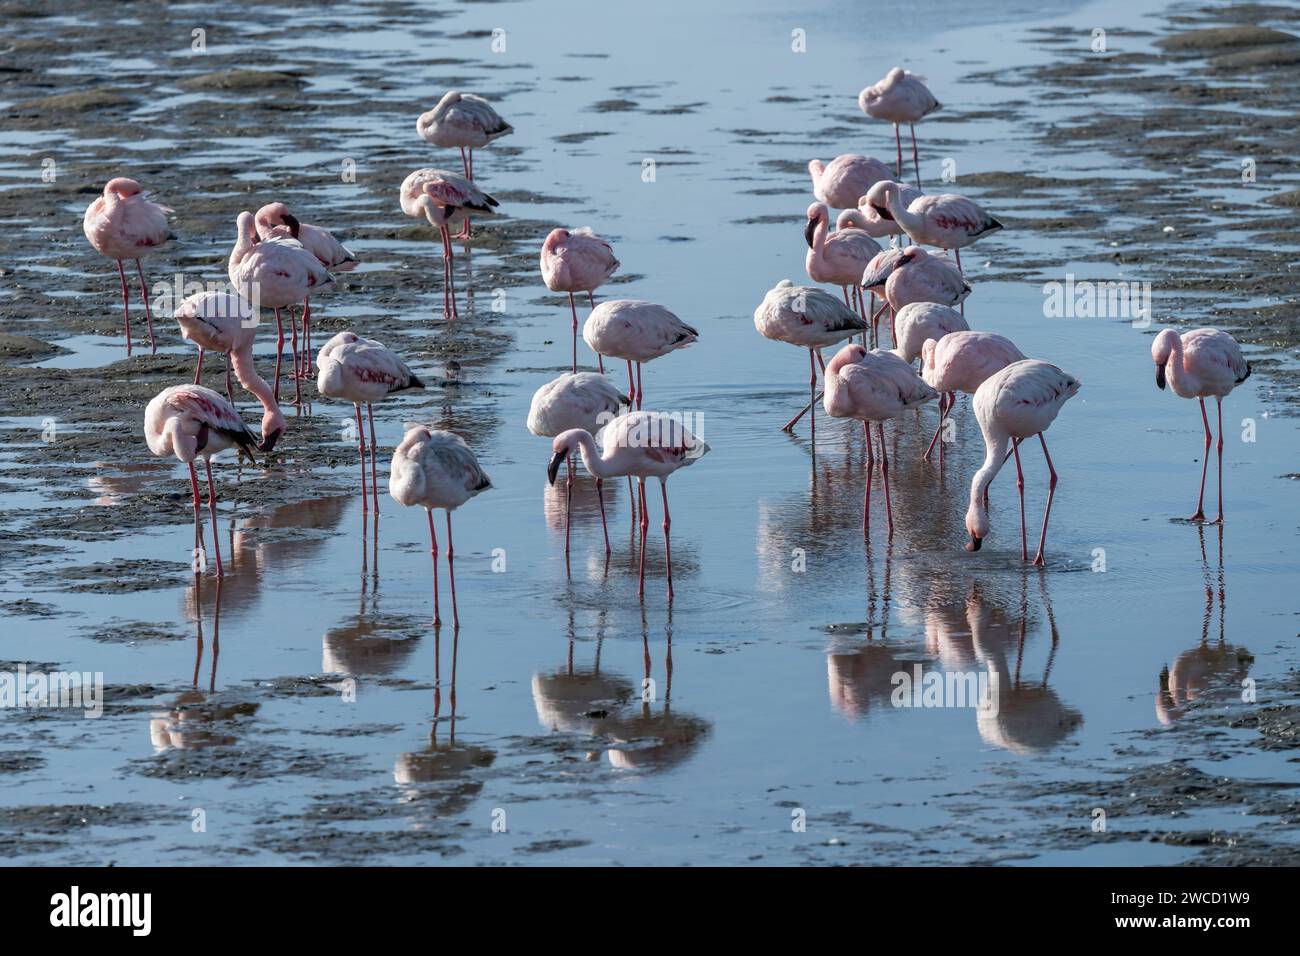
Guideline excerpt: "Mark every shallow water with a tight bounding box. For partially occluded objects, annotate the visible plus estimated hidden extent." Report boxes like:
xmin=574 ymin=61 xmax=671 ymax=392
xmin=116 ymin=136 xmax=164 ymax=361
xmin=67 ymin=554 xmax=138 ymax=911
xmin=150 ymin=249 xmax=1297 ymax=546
xmin=2 ymin=0 xmax=1297 ymax=865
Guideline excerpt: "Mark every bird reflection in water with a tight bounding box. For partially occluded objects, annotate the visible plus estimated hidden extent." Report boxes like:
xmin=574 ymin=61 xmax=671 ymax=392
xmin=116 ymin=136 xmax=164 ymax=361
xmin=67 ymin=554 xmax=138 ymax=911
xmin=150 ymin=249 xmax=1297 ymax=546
xmin=532 ymin=608 xmax=632 ymax=751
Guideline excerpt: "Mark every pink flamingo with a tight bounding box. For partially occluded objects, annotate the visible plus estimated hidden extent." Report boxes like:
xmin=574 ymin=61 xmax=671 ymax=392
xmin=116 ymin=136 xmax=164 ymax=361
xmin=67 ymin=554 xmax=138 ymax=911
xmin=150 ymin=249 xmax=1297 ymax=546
xmin=867 ymin=182 xmax=1002 ymax=274
xmin=1152 ymin=328 xmax=1251 ymax=523
xmin=547 ymin=410 xmax=710 ymax=600
xmin=144 ymin=384 xmax=261 ymax=577
xmin=919 ymin=329 xmax=1024 ymax=463
xmin=540 ymin=227 xmax=620 ymax=373
xmin=808 ymin=154 xmax=893 ymax=210
xmin=805 ymin=203 xmax=882 ymax=341
xmin=527 ymin=372 xmax=630 ymax=558
xmin=861 ymin=246 xmax=970 ymax=344
xmin=82 ymin=177 xmax=173 ymax=355
xmin=857 ymin=180 xmax=924 ymax=240
xmin=174 ymin=290 xmax=286 ymax=452
xmin=858 ymin=68 xmax=941 ymax=187
xmin=416 ymin=91 xmax=512 ymax=238
xmin=389 ymin=425 xmax=492 ymax=628
xmin=399 ymin=168 xmax=499 ymax=320
xmin=228 ymin=211 xmax=335 ymax=405
xmin=892 ymin=301 xmax=970 ymax=365
xmin=754 ymin=279 xmax=870 ymax=440
xmin=965 ymin=360 xmax=1080 ymax=565
xmin=316 ymin=331 xmax=425 ymax=515
xmin=823 ymin=343 xmax=938 ymax=534
xmin=255 ymin=202 xmax=359 ymax=380
xmin=582 ymin=300 xmax=697 ymax=412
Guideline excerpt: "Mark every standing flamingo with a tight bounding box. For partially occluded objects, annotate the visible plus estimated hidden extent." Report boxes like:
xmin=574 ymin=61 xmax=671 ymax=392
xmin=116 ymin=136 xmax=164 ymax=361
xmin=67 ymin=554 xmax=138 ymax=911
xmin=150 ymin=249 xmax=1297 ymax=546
xmin=1152 ymin=328 xmax=1251 ymax=523
xmin=547 ymin=410 xmax=710 ymax=600
xmin=228 ymin=211 xmax=335 ymax=405
xmin=823 ymin=344 xmax=938 ymax=534
xmin=174 ymin=290 xmax=286 ymax=452
xmin=83 ymin=177 xmax=173 ymax=355
xmin=754 ymin=279 xmax=869 ymax=441
xmin=867 ymin=182 xmax=1002 ymax=274
xmin=416 ymin=91 xmax=512 ymax=238
xmin=144 ymin=384 xmax=261 ymax=577
xmin=540 ymin=227 xmax=620 ymax=373
xmin=399 ymin=168 xmax=499 ymax=320
xmin=861 ymin=246 xmax=970 ymax=345
xmin=582 ymin=300 xmax=697 ymax=411
xmin=808 ymin=154 xmax=894 ymax=210
xmin=389 ymin=425 xmax=492 ymax=628
xmin=316 ymin=331 xmax=425 ymax=515
xmin=919 ymin=329 xmax=1024 ymax=463
xmin=528 ymin=372 xmax=630 ymax=557
xmin=805 ymin=203 xmax=882 ymax=342
xmin=858 ymin=68 xmax=941 ymax=187
xmin=857 ymin=180 xmax=924 ymax=240
xmin=965 ymin=360 xmax=1081 ymax=565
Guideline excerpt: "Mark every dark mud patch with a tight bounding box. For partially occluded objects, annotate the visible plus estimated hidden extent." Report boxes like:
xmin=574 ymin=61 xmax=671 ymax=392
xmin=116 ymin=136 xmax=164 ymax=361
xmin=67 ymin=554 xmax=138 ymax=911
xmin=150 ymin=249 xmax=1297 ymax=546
xmin=57 ymin=558 xmax=191 ymax=593
xmin=82 ymin=618 xmax=189 ymax=644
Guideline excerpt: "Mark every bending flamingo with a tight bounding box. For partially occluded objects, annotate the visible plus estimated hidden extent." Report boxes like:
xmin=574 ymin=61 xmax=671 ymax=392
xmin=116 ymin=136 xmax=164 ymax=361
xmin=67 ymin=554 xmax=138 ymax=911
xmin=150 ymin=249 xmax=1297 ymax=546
xmin=540 ymin=227 xmax=620 ymax=373
xmin=823 ymin=344 xmax=938 ymax=534
xmin=808 ymin=154 xmax=894 ymax=210
xmin=867 ymin=182 xmax=1002 ymax=273
xmin=390 ymin=425 xmax=492 ymax=628
xmin=582 ymin=299 xmax=697 ymax=411
xmin=892 ymin=301 xmax=970 ymax=365
xmin=316 ymin=331 xmax=425 ymax=514
xmin=83 ymin=177 xmax=173 ymax=355
xmin=144 ymin=384 xmax=261 ymax=577
xmin=919 ymin=329 xmax=1024 ymax=463
xmin=858 ymin=68 xmax=941 ymax=187
xmin=965 ymin=360 xmax=1081 ymax=565
xmin=861 ymin=245 xmax=970 ymax=344
xmin=1152 ymin=328 xmax=1250 ymax=523
xmin=547 ymin=410 xmax=710 ymax=600
xmin=416 ymin=91 xmax=512 ymax=238
xmin=805 ymin=203 xmax=882 ymax=342
xmin=399 ymin=168 xmax=499 ymax=320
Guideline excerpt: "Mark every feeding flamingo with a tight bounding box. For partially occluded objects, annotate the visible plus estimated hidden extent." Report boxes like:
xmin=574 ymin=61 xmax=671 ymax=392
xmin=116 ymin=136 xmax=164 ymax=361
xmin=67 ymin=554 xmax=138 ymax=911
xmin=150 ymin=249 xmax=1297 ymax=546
xmin=83 ymin=177 xmax=173 ymax=355
xmin=807 ymin=154 xmax=894 ymax=210
xmin=892 ymin=301 xmax=970 ymax=365
xmin=866 ymin=182 xmax=1002 ymax=273
xmin=805 ymin=203 xmax=882 ymax=341
xmin=822 ymin=343 xmax=938 ymax=534
xmin=547 ymin=410 xmax=710 ymax=600
xmin=582 ymin=299 xmax=697 ymax=411
xmin=857 ymin=180 xmax=924 ymax=240
xmin=144 ymin=384 xmax=262 ymax=577
xmin=919 ymin=329 xmax=1024 ymax=463
xmin=416 ymin=91 xmax=512 ymax=238
xmin=399 ymin=168 xmax=499 ymax=320
xmin=540 ymin=227 xmax=620 ymax=373
xmin=965 ymin=360 xmax=1081 ymax=565
xmin=1152 ymin=328 xmax=1251 ymax=523
xmin=862 ymin=245 xmax=969 ymax=344
xmin=174 ymin=290 xmax=286 ymax=453
xmin=228 ymin=211 xmax=335 ymax=405
xmin=527 ymin=372 xmax=631 ymax=557
xmin=858 ymin=68 xmax=941 ymax=187
xmin=754 ymin=279 xmax=869 ymax=441
xmin=389 ymin=425 xmax=492 ymax=628
xmin=316 ymin=331 xmax=425 ymax=515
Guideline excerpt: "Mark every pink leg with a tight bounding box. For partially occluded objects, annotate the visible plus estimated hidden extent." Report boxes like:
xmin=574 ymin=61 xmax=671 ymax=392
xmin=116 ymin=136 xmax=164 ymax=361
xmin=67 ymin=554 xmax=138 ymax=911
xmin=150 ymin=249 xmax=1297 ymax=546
xmin=1032 ymin=433 xmax=1059 ymax=566
xmin=808 ymin=349 xmax=817 ymax=445
xmin=1190 ymin=397 xmax=1210 ymax=521
xmin=878 ymin=422 xmax=894 ymax=534
xmin=224 ymin=352 xmax=233 ymax=402
xmin=188 ymin=462 xmax=203 ymax=555
xmin=637 ymin=478 xmax=649 ymax=599
xmin=300 ymin=298 xmax=312 ymax=378
xmin=955 ymin=249 xmax=965 ymax=318
xmin=894 ymin=123 xmax=903 ymax=179
xmin=636 ymin=363 xmax=643 ymax=410
xmin=135 ymin=260 xmax=156 ymax=354
xmin=660 ymin=481 xmax=674 ymax=601
xmin=426 ymin=508 xmax=441 ymax=626
xmin=438 ymin=229 xmax=451 ymax=319
xmin=1213 ymin=398 xmax=1224 ymax=524
xmin=889 ymin=305 xmax=897 ymax=348
xmin=367 ymin=403 xmax=379 ymax=515
xmin=568 ymin=292 xmax=578 ymax=373
xmin=626 ymin=359 xmax=636 ymax=407
xmin=863 ymin=421 xmax=873 ymax=534
xmin=204 ymin=458 xmax=224 ymax=577
xmin=596 ymin=478 xmax=611 ymax=555
xmin=445 ymin=511 xmax=460 ymax=629
xmin=924 ymin=392 xmax=948 ymax=461
xmin=1012 ymin=438 xmax=1027 ymax=560
xmin=289 ymin=305 xmax=300 ymax=389
xmin=116 ymin=260 xmax=132 ymax=355
xmin=193 ymin=347 xmax=204 ymax=385
xmin=454 ymin=148 xmax=472 ymax=239
xmin=355 ymin=404 xmax=368 ymax=513
xmin=564 ymin=453 xmax=573 ymax=560
xmin=273 ymin=309 xmax=284 ymax=403
xmin=910 ymin=124 xmax=921 ymax=190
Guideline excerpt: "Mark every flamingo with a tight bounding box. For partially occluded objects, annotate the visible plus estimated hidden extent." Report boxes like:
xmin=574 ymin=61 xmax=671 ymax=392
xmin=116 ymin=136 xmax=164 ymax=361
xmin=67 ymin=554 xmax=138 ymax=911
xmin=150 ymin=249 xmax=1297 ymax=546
xmin=822 ymin=343 xmax=938 ymax=534
xmin=867 ymin=182 xmax=1002 ymax=273
xmin=805 ymin=203 xmax=882 ymax=342
xmin=389 ymin=425 xmax=492 ymax=628
xmin=228 ymin=211 xmax=335 ymax=405
xmin=965 ymin=360 xmax=1081 ymax=565
xmin=255 ymin=202 xmax=359 ymax=379
xmin=144 ymin=384 xmax=261 ymax=577
xmin=174 ymin=290 xmax=286 ymax=453
xmin=540 ymin=227 xmax=620 ymax=373
xmin=919 ymin=329 xmax=1024 ymax=463
xmin=416 ymin=91 xmax=512 ymax=239
xmin=858 ymin=68 xmax=941 ymax=187
xmin=582 ymin=299 xmax=697 ymax=411
xmin=399 ymin=168 xmax=499 ymax=320
xmin=754 ymin=279 xmax=869 ymax=440
xmin=316 ymin=331 xmax=425 ymax=514
xmin=527 ymin=372 xmax=630 ymax=557
xmin=1152 ymin=328 xmax=1251 ymax=523
xmin=82 ymin=177 xmax=173 ymax=355
xmin=807 ymin=154 xmax=893 ymax=210
xmin=857 ymin=180 xmax=924 ymax=240
xmin=892 ymin=301 xmax=970 ymax=365
xmin=861 ymin=245 xmax=970 ymax=343
xmin=547 ymin=410 xmax=710 ymax=600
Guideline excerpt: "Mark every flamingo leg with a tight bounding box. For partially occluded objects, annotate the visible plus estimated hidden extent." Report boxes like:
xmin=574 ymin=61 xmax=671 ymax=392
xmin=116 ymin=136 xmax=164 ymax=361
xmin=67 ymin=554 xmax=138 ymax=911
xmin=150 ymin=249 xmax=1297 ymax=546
xmin=367 ymin=402 xmax=379 ymax=515
xmin=291 ymin=308 xmax=301 ymax=406
xmin=194 ymin=347 xmax=204 ymax=385
xmin=889 ymin=305 xmax=897 ymax=349
xmin=224 ymin=352 xmax=233 ymax=402
xmin=564 ymin=452 xmax=573 ymax=564
xmin=454 ymin=148 xmax=473 ymax=239
xmin=596 ymin=477 xmax=611 ymax=555
xmin=135 ymin=259 xmax=156 ymax=354
xmin=426 ymin=508 xmax=441 ymax=626
xmin=1213 ymin=397 xmax=1224 ymax=524
xmin=637 ymin=477 xmax=649 ymax=599
xmin=355 ymin=404 xmax=368 ymax=513
xmin=863 ymin=421 xmax=873 ymax=534
xmin=188 ymin=462 xmax=203 ymax=557
xmin=568 ymin=292 xmax=578 ymax=374
xmin=924 ymin=392 xmax=948 ymax=461
xmin=955 ymin=248 xmax=965 ymax=318
xmin=1012 ymin=438 xmax=1027 ymax=560
xmin=446 ymin=511 xmax=459 ymax=629
xmin=660 ymin=480 xmax=674 ymax=601
xmin=203 ymin=458 xmax=224 ymax=577
xmin=116 ymin=260 xmax=132 ymax=355
xmin=273 ymin=309 xmax=284 ymax=403
xmin=878 ymin=422 xmax=894 ymax=534
xmin=636 ymin=362 xmax=643 ymax=410
xmin=1032 ymin=433 xmax=1059 ymax=567
xmin=301 ymin=298 xmax=312 ymax=378
xmin=808 ymin=348 xmax=817 ymax=445
xmin=1190 ymin=397 xmax=1210 ymax=521
xmin=910 ymin=124 xmax=921 ymax=190
xmin=894 ymin=123 xmax=903 ymax=179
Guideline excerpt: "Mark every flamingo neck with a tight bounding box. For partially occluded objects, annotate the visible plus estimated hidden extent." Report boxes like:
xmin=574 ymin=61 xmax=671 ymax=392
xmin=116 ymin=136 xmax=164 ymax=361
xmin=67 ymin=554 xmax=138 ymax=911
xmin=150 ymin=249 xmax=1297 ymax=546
xmin=1163 ymin=334 xmax=1196 ymax=392
xmin=229 ymin=348 xmax=276 ymax=415
xmin=571 ymin=430 xmax=611 ymax=479
xmin=968 ymin=428 xmax=1012 ymax=530
xmin=887 ymin=190 xmax=920 ymax=237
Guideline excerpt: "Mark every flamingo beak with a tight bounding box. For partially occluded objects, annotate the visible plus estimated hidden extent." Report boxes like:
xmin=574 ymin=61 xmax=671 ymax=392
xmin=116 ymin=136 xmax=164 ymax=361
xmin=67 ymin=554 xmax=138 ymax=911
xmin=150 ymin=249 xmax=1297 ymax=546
xmin=872 ymin=203 xmax=893 ymax=221
xmin=282 ymin=213 xmax=301 ymax=239
xmin=547 ymin=450 xmax=566 ymax=486
xmin=1155 ymin=365 xmax=1166 ymax=390
xmin=259 ymin=428 xmax=283 ymax=454
xmin=965 ymin=532 xmax=982 ymax=552
xmin=804 ymin=218 xmax=817 ymax=248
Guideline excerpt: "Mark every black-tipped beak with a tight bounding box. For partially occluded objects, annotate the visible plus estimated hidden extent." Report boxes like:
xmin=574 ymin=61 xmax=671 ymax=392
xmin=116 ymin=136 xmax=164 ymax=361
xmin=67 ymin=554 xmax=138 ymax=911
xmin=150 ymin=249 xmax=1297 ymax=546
xmin=965 ymin=532 xmax=982 ymax=552
xmin=259 ymin=428 xmax=283 ymax=454
xmin=872 ymin=203 xmax=893 ymax=221
xmin=804 ymin=217 xmax=817 ymax=248
xmin=547 ymin=450 xmax=565 ymax=486
xmin=1155 ymin=365 xmax=1166 ymax=390
xmin=282 ymin=213 xmax=301 ymax=239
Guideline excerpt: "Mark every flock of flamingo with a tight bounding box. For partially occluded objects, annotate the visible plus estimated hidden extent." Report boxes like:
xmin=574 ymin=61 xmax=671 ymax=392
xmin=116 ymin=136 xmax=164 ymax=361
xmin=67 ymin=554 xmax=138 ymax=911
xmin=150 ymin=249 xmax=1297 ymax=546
xmin=80 ymin=73 xmax=1252 ymax=626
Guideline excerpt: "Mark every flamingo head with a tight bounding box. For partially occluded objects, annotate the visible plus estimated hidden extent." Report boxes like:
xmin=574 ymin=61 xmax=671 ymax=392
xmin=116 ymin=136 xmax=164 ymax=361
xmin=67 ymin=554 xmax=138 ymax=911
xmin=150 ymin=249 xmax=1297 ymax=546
xmin=836 ymin=208 xmax=870 ymax=232
xmin=804 ymin=203 xmax=829 ymax=247
xmin=255 ymin=202 xmax=293 ymax=236
xmin=547 ymin=429 xmax=587 ymax=485
xmin=863 ymin=179 xmax=899 ymax=220
xmin=105 ymin=177 xmax=142 ymax=199
xmin=235 ymin=211 xmax=258 ymax=244
xmin=1152 ymin=328 xmax=1178 ymax=390
xmin=886 ymin=66 xmax=906 ymax=85
xmin=542 ymin=228 xmax=569 ymax=252
xmin=807 ymin=159 xmax=826 ymax=183
xmin=259 ymin=405 xmax=287 ymax=454
xmin=861 ymin=248 xmax=902 ymax=290
xmin=899 ymin=245 xmax=925 ymax=266
xmin=826 ymin=342 xmax=868 ymax=375
xmin=965 ymin=501 xmax=989 ymax=552
xmin=920 ymin=337 xmax=940 ymax=372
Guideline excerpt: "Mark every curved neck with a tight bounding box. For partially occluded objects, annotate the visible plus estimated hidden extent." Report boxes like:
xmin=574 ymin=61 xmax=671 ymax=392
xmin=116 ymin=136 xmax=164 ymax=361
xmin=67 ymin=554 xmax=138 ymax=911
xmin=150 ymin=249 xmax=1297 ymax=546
xmin=812 ymin=214 xmax=828 ymax=254
xmin=1163 ymin=334 xmax=1194 ymax=392
xmin=969 ymin=428 xmax=1012 ymax=528
xmin=571 ymin=430 xmax=610 ymax=478
xmin=887 ymin=190 xmax=920 ymax=234
xmin=229 ymin=347 xmax=276 ymax=415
